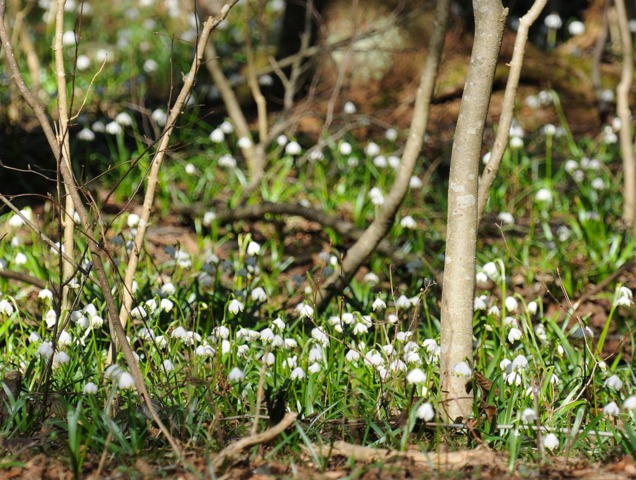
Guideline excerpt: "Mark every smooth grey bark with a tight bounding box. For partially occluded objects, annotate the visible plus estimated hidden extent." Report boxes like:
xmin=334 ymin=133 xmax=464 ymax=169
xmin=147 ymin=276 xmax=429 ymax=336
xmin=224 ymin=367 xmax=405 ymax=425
xmin=315 ymin=0 xmax=451 ymax=311
xmin=614 ymin=0 xmax=636 ymax=230
xmin=440 ymin=0 xmax=507 ymax=422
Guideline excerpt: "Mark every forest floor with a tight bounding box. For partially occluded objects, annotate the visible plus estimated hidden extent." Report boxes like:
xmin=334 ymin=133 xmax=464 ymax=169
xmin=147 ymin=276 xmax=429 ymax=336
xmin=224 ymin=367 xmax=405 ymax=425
xmin=2 ymin=3 xmax=636 ymax=478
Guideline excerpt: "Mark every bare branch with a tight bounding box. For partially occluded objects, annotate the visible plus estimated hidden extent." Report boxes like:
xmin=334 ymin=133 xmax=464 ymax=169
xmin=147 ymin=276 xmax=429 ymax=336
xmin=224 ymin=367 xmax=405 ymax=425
xmin=0 ymin=269 xmax=47 ymax=289
xmin=53 ymin=0 xmax=76 ymax=311
xmin=244 ymin=0 xmax=268 ymax=143
xmin=204 ymin=43 xmax=255 ymax=154
xmin=212 ymin=412 xmax=297 ymax=470
xmin=315 ymin=0 xmax=451 ymax=310
xmin=477 ymin=0 xmax=548 ymax=221
xmin=308 ymin=440 xmax=505 ymax=471
xmin=118 ymin=3 xmax=240 ymax=335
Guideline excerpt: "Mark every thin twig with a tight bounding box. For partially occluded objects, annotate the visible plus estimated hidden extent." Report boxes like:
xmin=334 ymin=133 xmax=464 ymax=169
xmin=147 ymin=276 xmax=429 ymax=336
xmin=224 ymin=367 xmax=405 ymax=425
xmin=0 ymin=194 xmax=85 ymax=273
xmin=117 ymin=2 xmax=239 ymax=335
xmin=251 ymin=347 xmax=270 ymax=436
xmin=89 ymin=431 xmax=113 ymax=480
xmin=244 ymin=0 xmax=268 ymax=143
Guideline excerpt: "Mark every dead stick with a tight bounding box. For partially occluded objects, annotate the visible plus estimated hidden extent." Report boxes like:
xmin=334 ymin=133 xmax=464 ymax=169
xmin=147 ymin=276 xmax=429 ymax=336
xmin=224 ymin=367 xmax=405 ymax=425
xmin=309 ymin=440 xmax=504 ymax=470
xmin=0 ymin=269 xmax=47 ymax=289
xmin=212 ymin=412 xmax=297 ymax=469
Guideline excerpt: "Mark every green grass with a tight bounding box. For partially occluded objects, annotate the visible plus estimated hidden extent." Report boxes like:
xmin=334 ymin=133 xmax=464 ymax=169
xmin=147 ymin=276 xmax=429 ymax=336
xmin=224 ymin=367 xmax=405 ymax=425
xmin=2 ymin=111 xmax=634 ymax=467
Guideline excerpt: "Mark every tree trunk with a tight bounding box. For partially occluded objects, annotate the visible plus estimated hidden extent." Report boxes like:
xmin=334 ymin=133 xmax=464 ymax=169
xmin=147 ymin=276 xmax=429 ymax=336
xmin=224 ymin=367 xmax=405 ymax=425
xmin=614 ymin=0 xmax=636 ymax=230
xmin=439 ymin=0 xmax=507 ymax=422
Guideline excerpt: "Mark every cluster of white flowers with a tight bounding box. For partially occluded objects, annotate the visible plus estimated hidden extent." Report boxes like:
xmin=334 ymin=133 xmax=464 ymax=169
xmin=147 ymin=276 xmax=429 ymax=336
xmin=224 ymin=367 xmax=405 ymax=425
xmin=604 ymin=374 xmax=623 ymax=390
xmin=0 ymin=297 xmax=15 ymax=316
xmin=218 ymin=154 xmax=238 ymax=169
xmin=525 ymin=90 xmax=554 ymax=109
xmin=78 ymin=109 xmax=141 ymax=141
xmin=614 ymin=286 xmax=633 ymax=308
xmin=543 ymin=433 xmax=560 ymax=451
xmin=500 ymin=354 xmax=530 ymax=386
xmin=105 ymin=364 xmax=135 ymax=390
xmin=6 ymin=207 xmax=32 ymax=228
xmin=70 ymin=304 xmax=104 ymax=331
xmin=564 ymin=156 xmax=605 ymax=190
xmin=368 ymin=187 xmax=385 ymax=206
xmin=603 ymin=395 xmax=636 ymax=417
xmin=364 ymin=142 xmax=380 ymax=157
xmin=602 ymin=124 xmax=618 ymax=144
xmin=400 ymin=215 xmax=417 ymax=230
xmin=508 ymin=120 xmax=524 ymax=150
xmin=453 ymin=361 xmax=473 ymax=379
xmin=173 ymin=249 xmax=192 ymax=269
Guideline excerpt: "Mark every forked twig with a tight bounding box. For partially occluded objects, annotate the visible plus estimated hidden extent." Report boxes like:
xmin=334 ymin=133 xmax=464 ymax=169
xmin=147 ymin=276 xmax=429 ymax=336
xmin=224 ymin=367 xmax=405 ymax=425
xmin=0 ymin=195 xmax=84 ymax=272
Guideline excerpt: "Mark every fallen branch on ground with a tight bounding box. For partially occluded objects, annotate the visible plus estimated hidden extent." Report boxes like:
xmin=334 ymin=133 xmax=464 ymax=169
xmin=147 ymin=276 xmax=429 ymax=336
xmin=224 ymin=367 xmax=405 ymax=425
xmin=308 ymin=440 xmax=505 ymax=471
xmin=212 ymin=412 xmax=297 ymax=470
xmin=174 ymin=200 xmax=443 ymax=286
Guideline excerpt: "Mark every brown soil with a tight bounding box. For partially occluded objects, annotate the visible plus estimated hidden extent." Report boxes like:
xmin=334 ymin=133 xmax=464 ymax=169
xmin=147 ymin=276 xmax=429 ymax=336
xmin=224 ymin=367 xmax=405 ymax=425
xmin=1 ymin=444 xmax=636 ymax=479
